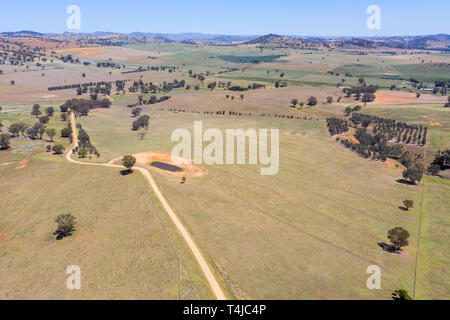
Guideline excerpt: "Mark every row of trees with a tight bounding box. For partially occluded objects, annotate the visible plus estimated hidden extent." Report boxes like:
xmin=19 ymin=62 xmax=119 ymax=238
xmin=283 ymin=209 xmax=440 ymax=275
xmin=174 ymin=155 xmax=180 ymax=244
xmin=326 ymin=118 xmax=349 ymax=135
xmin=342 ymin=84 xmax=378 ymax=106
xmin=8 ymin=122 xmax=57 ymax=141
xmin=60 ymin=99 xmax=112 ymax=116
xmin=73 ymin=124 xmax=100 ymax=158
xmin=350 ymin=113 xmax=428 ymax=146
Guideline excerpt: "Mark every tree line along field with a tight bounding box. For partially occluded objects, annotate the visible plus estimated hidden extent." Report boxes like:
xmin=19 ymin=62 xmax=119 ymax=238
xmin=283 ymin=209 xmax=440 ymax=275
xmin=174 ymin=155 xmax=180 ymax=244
xmin=0 ymin=40 xmax=449 ymax=300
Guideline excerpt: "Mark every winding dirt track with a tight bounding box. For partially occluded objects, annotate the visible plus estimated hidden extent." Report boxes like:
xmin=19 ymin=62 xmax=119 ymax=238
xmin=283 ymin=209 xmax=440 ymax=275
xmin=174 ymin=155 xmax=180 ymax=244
xmin=67 ymin=112 xmax=227 ymax=300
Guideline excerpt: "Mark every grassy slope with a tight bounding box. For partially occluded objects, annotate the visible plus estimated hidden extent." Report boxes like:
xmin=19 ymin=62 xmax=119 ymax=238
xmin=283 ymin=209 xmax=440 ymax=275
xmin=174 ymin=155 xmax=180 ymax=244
xmin=0 ymin=109 xmax=212 ymax=300
xmin=415 ymin=176 xmax=450 ymax=300
xmin=77 ymin=97 xmax=423 ymax=299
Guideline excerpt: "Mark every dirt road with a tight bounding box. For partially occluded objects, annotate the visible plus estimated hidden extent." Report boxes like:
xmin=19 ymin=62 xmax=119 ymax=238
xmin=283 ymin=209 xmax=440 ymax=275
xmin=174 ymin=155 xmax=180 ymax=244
xmin=67 ymin=111 xmax=227 ymax=300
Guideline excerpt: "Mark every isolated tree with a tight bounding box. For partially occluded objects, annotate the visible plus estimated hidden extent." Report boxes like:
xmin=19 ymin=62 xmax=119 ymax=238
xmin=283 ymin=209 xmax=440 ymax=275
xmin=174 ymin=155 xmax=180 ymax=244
xmin=122 ymin=155 xmax=136 ymax=173
xmin=392 ymin=289 xmax=413 ymax=301
xmin=31 ymin=104 xmax=41 ymax=118
xmin=416 ymin=93 xmax=421 ymax=98
xmin=307 ymin=96 xmax=317 ymax=106
xmin=326 ymin=96 xmax=333 ymax=104
xmin=0 ymin=133 xmax=10 ymax=150
xmin=54 ymin=214 xmax=77 ymax=240
xmin=45 ymin=128 xmax=56 ymax=142
xmin=291 ymin=99 xmax=299 ymax=108
xmin=240 ymin=94 xmax=245 ymax=100
xmin=403 ymin=200 xmax=414 ymax=211
xmin=388 ymin=227 xmax=410 ymax=252
xmin=52 ymin=144 xmax=65 ymax=155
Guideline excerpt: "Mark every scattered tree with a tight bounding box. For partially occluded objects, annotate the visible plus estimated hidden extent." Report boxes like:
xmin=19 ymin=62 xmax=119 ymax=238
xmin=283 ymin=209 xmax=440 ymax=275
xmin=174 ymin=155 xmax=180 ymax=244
xmin=54 ymin=214 xmax=77 ymax=240
xmin=388 ymin=227 xmax=410 ymax=252
xmin=39 ymin=115 xmax=50 ymax=124
xmin=403 ymin=200 xmax=414 ymax=211
xmin=307 ymin=96 xmax=317 ymax=106
xmin=132 ymin=107 xmax=143 ymax=118
xmin=61 ymin=127 xmax=72 ymax=138
xmin=0 ymin=133 xmax=10 ymax=150
xmin=45 ymin=128 xmax=56 ymax=142
xmin=403 ymin=162 xmax=425 ymax=185
xmin=45 ymin=107 xmax=55 ymax=117
xmin=52 ymin=144 xmax=65 ymax=155
xmin=392 ymin=289 xmax=413 ymax=301
xmin=122 ymin=155 xmax=136 ymax=173
xmin=31 ymin=104 xmax=41 ymax=118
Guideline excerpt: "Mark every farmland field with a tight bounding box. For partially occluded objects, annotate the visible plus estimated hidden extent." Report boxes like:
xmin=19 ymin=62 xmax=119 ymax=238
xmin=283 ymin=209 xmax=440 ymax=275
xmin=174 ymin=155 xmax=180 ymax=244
xmin=0 ymin=29 xmax=449 ymax=301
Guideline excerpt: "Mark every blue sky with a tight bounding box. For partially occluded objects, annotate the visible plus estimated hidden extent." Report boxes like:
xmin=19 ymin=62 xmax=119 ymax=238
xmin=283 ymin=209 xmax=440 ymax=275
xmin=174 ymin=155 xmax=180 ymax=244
xmin=0 ymin=0 xmax=449 ymax=36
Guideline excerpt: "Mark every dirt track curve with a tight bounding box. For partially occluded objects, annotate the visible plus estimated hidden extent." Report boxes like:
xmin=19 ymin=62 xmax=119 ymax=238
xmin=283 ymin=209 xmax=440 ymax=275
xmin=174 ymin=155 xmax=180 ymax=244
xmin=67 ymin=111 xmax=227 ymax=300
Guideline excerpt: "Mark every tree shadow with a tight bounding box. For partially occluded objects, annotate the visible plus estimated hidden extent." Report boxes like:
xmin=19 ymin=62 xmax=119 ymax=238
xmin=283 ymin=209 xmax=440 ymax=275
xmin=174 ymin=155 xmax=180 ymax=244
xmin=54 ymin=230 xmax=75 ymax=241
xmin=398 ymin=206 xmax=409 ymax=211
xmin=120 ymin=170 xmax=133 ymax=176
xmin=396 ymin=179 xmax=416 ymax=186
xmin=378 ymin=242 xmax=399 ymax=254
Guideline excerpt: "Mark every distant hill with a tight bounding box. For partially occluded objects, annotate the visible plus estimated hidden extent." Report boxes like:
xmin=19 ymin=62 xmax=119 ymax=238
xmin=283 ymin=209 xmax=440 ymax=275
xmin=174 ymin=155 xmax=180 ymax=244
xmin=0 ymin=31 xmax=448 ymax=50
xmin=244 ymin=34 xmax=316 ymax=48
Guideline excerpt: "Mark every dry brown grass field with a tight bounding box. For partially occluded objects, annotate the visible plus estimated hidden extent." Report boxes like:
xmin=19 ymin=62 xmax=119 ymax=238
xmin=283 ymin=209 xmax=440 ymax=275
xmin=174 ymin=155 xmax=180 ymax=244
xmin=1 ymin=39 xmax=449 ymax=300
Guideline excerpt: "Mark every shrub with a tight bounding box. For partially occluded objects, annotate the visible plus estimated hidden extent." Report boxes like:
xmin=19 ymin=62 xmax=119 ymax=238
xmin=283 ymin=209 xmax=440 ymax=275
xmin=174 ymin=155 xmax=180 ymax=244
xmin=54 ymin=214 xmax=77 ymax=240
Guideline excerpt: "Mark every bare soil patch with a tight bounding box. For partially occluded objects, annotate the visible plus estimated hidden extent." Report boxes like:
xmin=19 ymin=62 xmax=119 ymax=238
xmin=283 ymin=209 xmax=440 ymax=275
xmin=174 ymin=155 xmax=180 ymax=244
xmin=134 ymin=151 xmax=207 ymax=178
xmin=14 ymin=158 xmax=32 ymax=170
xmin=371 ymin=91 xmax=447 ymax=105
